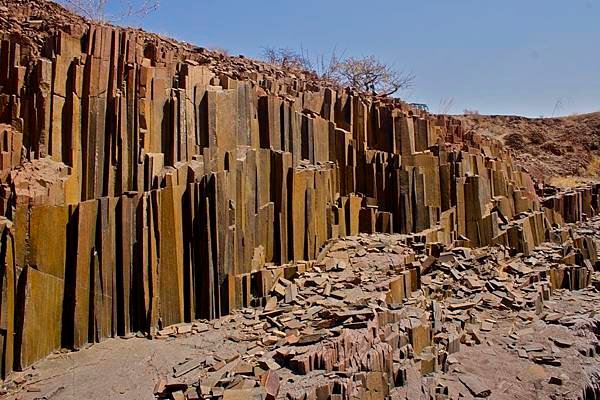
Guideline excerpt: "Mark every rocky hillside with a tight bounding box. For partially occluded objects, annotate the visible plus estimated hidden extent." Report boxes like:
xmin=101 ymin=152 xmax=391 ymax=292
xmin=459 ymin=112 xmax=600 ymax=185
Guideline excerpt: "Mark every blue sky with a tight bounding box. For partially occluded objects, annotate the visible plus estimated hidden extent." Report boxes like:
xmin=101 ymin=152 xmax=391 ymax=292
xmin=112 ymin=0 xmax=599 ymax=117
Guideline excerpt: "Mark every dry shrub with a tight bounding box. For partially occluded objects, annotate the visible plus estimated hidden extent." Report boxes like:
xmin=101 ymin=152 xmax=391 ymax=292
xmin=549 ymin=176 xmax=594 ymax=188
xmin=260 ymin=47 xmax=414 ymax=96
xmin=261 ymin=47 xmax=311 ymax=70
xmin=58 ymin=0 xmax=159 ymax=22
xmin=529 ymin=131 xmax=546 ymax=145
xmin=541 ymin=142 xmax=563 ymax=156
xmin=210 ymin=47 xmax=229 ymax=57
xmin=332 ymin=56 xmax=414 ymax=96
xmin=505 ymin=133 xmax=525 ymax=149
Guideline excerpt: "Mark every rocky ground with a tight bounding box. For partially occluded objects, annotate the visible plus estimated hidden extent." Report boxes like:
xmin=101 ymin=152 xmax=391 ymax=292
xmin=0 ymin=2 xmax=597 ymax=399
xmin=458 ymin=113 xmax=600 ymax=185
xmin=2 ymin=218 xmax=600 ymax=400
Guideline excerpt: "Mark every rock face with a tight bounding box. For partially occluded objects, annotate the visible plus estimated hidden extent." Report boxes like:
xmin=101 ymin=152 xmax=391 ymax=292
xmin=0 ymin=0 xmax=598 ymax=381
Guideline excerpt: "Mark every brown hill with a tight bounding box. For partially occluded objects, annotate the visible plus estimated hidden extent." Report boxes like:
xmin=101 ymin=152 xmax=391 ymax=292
xmin=458 ymin=112 xmax=600 ymax=186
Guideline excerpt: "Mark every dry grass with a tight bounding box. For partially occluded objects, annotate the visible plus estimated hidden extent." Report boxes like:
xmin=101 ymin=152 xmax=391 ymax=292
xmin=546 ymin=156 xmax=600 ymax=188
xmin=587 ymin=156 xmax=600 ymax=176
xmin=548 ymin=175 xmax=597 ymax=189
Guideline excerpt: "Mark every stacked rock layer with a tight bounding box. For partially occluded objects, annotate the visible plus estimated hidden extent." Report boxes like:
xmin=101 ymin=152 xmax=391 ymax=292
xmin=0 ymin=1 xmax=598 ymax=379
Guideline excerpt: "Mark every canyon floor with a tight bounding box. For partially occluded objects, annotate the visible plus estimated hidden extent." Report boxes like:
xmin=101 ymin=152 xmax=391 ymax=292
xmin=2 ymin=218 xmax=600 ymax=400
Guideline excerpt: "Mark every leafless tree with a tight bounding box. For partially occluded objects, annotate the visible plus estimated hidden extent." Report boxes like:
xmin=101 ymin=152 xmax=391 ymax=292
xmin=331 ymin=55 xmax=414 ymax=97
xmin=261 ymin=47 xmax=414 ymax=97
xmin=313 ymin=46 xmax=345 ymax=82
xmin=58 ymin=0 xmax=160 ymax=23
xmin=437 ymin=97 xmax=454 ymax=114
xmin=261 ymin=47 xmax=311 ymax=71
